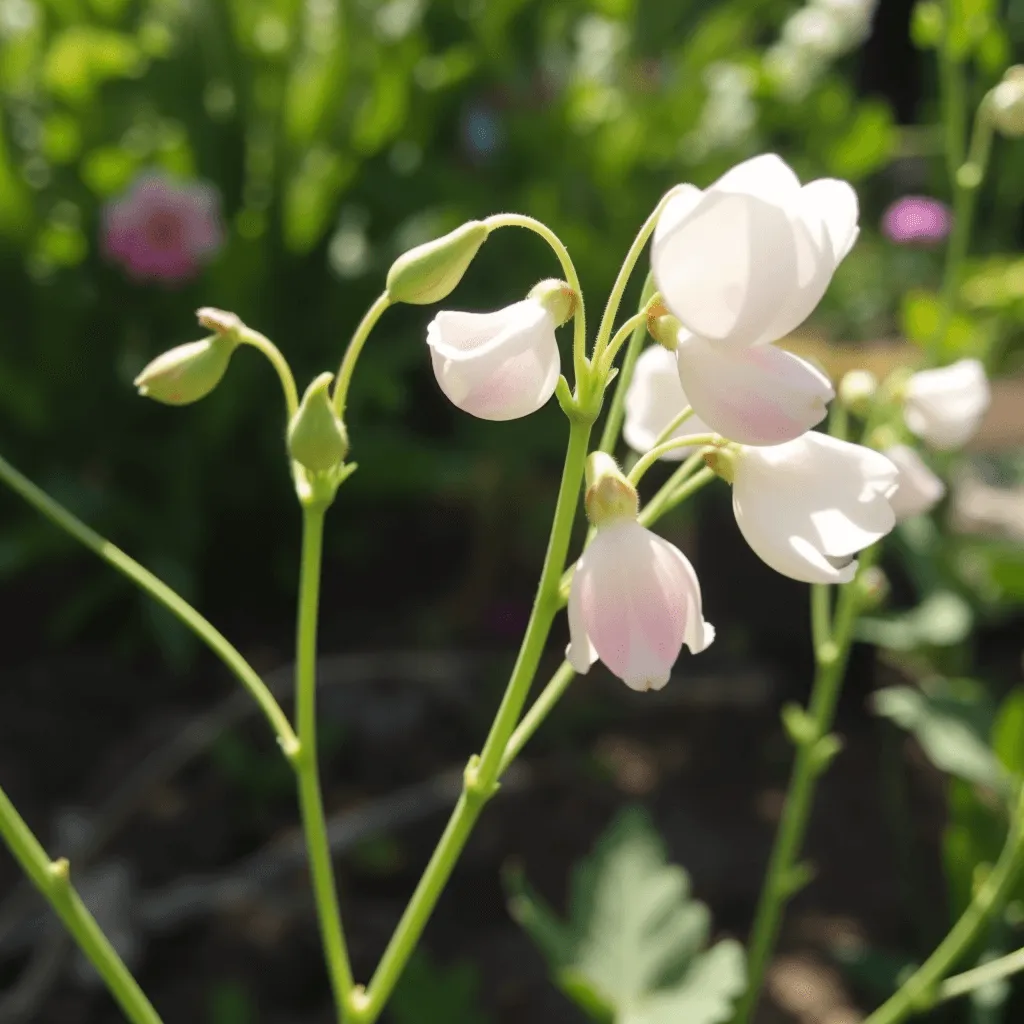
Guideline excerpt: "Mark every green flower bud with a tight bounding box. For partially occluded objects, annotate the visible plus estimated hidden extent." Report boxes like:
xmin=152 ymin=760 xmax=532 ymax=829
xmin=989 ymin=67 xmax=1024 ymax=138
xmin=527 ymin=278 xmax=578 ymax=326
xmin=288 ymin=372 xmax=349 ymax=473
xmin=585 ymin=452 xmax=639 ymax=527
xmin=645 ymin=302 xmax=682 ymax=352
xmin=134 ymin=334 xmax=237 ymax=406
xmin=703 ymin=446 xmax=737 ymax=484
xmin=386 ymin=221 xmax=490 ymax=305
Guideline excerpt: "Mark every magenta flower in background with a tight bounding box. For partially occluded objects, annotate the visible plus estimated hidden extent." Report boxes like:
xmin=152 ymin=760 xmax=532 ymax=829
xmin=881 ymin=195 xmax=952 ymax=246
xmin=102 ymin=172 xmax=223 ymax=284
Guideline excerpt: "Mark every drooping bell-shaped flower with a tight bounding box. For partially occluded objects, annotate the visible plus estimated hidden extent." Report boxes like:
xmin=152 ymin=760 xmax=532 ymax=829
xmin=426 ymin=297 xmax=561 ymax=421
xmin=885 ymin=444 xmax=946 ymax=521
xmin=903 ymin=359 xmax=991 ymax=451
xmin=730 ymin=432 xmax=899 ymax=584
xmin=650 ymin=154 xmax=855 ymax=445
xmin=566 ymin=455 xmax=715 ymax=692
xmin=623 ymin=345 xmax=712 ymax=458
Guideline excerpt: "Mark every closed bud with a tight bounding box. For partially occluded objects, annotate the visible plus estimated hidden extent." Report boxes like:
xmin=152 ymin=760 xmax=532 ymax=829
xmin=386 ymin=221 xmax=490 ymax=304
xmin=703 ymin=445 xmax=737 ymax=484
xmin=584 ymin=452 xmax=639 ymax=526
xmin=837 ymin=369 xmax=878 ymax=415
xmin=134 ymin=334 xmax=237 ymax=406
xmin=195 ymin=306 xmax=242 ymax=337
xmin=287 ymin=372 xmax=349 ymax=472
xmin=989 ymin=66 xmax=1024 ymax=139
xmin=647 ymin=307 xmax=683 ymax=352
xmin=856 ymin=566 xmax=890 ymax=610
xmin=527 ymin=278 xmax=578 ymax=326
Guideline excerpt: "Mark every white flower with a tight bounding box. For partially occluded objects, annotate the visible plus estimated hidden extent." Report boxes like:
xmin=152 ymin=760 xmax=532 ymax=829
xmin=885 ymin=444 xmax=946 ymax=521
xmin=623 ymin=345 xmax=712 ymax=459
xmin=732 ymin=432 xmax=899 ymax=584
xmin=903 ymin=359 xmax=991 ymax=450
xmin=426 ymin=298 xmax=560 ymax=420
xmin=567 ymin=519 xmax=715 ymax=692
xmin=652 ymin=154 xmax=856 ymax=444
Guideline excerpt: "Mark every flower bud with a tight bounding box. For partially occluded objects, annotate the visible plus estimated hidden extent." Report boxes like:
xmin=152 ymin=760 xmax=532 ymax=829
xmin=527 ymin=278 xmax=578 ymax=326
xmin=134 ymin=334 xmax=237 ymax=406
xmin=703 ymin=445 xmax=737 ymax=483
xmin=584 ymin=452 xmax=639 ymax=526
xmin=287 ymin=372 xmax=349 ymax=472
xmin=856 ymin=566 xmax=890 ymax=610
xmin=647 ymin=306 xmax=683 ymax=352
xmin=386 ymin=221 xmax=490 ymax=304
xmin=838 ymin=369 xmax=878 ymax=416
xmin=196 ymin=306 xmax=242 ymax=336
xmin=989 ymin=66 xmax=1024 ymax=139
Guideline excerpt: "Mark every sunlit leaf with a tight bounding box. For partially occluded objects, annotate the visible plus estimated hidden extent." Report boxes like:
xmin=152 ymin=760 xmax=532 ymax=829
xmin=826 ymin=101 xmax=896 ymax=180
xmin=283 ymin=147 xmax=356 ymax=253
xmin=507 ymin=808 xmax=746 ymax=1024
xmin=43 ymin=27 xmax=144 ymax=105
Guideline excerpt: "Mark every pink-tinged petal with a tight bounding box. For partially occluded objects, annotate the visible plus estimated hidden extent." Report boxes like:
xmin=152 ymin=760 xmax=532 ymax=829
xmin=566 ymin=557 xmax=599 ymax=675
xmin=622 ymin=345 xmax=712 ymax=458
xmin=427 ymin=299 xmax=561 ymax=420
xmin=569 ymin=522 xmax=713 ymax=691
xmin=732 ymin=432 xmax=898 ymax=583
xmin=675 ymin=333 xmax=833 ymax=445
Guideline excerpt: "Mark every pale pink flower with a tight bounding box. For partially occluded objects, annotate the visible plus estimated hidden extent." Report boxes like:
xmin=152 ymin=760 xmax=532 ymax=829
xmin=885 ymin=444 xmax=946 ymax=520
xmin=651 ymin=154 xmax=854 ymax=444
xmin=903 ymin=359 xmax=991 ymax=450
xmin=567 ymin=520 xmax=714 ymax=692
xmin=102 ymin=171 xmax=223 ymax=284
xmin=426 ymin=298 xmax=560 ymax=420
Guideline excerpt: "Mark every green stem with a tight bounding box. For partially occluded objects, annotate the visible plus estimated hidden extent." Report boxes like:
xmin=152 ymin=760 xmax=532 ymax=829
xmin=0 ymin=453 xmax=298 ymax=758
xmin=600 ymin=311 xmax=648 ymax=371
xmin=294 ymin=504 xmax=356 ymax=1017
xmin=938 ymin=1 xmax=967 ymax=185
xmin=733 ymin=548 xmax=878 ymax=1024
xmin=0 ymin=784 xmax=162 ymax=1024
xmin=483 ymin=214 xmax=587 ymax=382
xmin=864 ymin=791 xmax=1024 ymax=1024
xmin=237 ymin=326 xmax=300 ymax=419
xmin=811 ymin=583 xmax=832 ymax=653
xmin=939 ymin=945 xmax=1024 ymax=1004
xmin=628 ymin=435 xmax=721 ymax=485
xmin=353 ymin=419 xmax=593 ymax=1024
xmin=934 ymin=100 xmax=994 ymax=363
xmin=651 ymin=405 xmax=694 ymax=449
xmin=332 ymin=292 xmax=393 ymax=418
xmin=500 ymin=660 xmax=576 ymax=772
xmin=636 ymin=452 xmax=708 ymax=526
xmin=598 ymin=272 xmax=656 ymax=454
xmin=591 ymin=193 xmax=672 ymax=365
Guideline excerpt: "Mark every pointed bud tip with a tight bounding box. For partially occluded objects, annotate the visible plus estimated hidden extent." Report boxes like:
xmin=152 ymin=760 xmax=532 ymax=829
xmin=134 ymin=336 xmax=235 ymax=406
xmin=196 ymin=307 xmax=243 ymax=335
xmin=288 ymin=372 xmax=349 ymax=473
xmin=386 ymin=220 xmax=490 ymax=305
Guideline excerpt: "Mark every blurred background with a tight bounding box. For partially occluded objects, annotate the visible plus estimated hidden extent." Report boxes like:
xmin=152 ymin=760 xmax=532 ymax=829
xmin=0 ymin=0 xmax=1023 ymax=1020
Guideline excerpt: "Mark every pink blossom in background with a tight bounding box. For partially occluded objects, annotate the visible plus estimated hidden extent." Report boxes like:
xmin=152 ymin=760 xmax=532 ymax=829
xmin=102 ymin=172 xmax=223 ymax=284
xmin=881 ymin=195 xmax=952 ymax=246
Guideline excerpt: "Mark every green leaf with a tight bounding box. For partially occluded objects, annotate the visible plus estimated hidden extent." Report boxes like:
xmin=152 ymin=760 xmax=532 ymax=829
xmin=390 ymin=951 xmax=492 ymax=1024
xmin=826 ymin=102 xmax=896 ymax=180
xmin=993 ymin=689 xmax=1024 ymax=779
xmin=44 ymin=27 xmax=144 ymax=105
xmin=283 ymin=147 xmax=355 ymax=253
xmin=507 ymin=808 xmax=746 ymax=1024
xmin=910 ymin=1 xmax=944 ymax=49
xmin=856 ymin=590 xmax=974 ymax=651
xmin=872 ymin=680 xmax=1006 ymax=792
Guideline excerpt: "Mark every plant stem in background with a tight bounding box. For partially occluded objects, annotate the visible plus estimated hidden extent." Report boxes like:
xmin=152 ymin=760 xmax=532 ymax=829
xmin=0 ymin=453 xmax=299 ymax=758
xmin=0 ymin=784 xmax=162 ymax=1024
xmin=293 ymin=504 xmax=356 ymax=1018
xmin=351 ymin=419 xmax=593 ymax=1023
xmin=483 ymin=214 xmax=587 ymax=382
xmin=939 ymin=945 xmax=1024 ymax=1004
xmin=598 ymin=272 xmax=656 ymax=453
xmin=733 ymin=549 xmax=878 ymax=1024
xmin=863 ymin=791 xmax=1024 ymax=1024
xmin=939 ymin=0 xmax=967 ymax=184
xmin=934 ymin=99 xmax=995 ymax=362
xmin=333 ymin=292 xmax=393 ymax=418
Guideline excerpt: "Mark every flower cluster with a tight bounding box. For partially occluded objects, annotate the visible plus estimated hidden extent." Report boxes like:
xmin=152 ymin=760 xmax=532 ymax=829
xmin=415 ymin=154 xmax=990 ymax=692
xmin=765 ymin=0 xmax=877 ymax=102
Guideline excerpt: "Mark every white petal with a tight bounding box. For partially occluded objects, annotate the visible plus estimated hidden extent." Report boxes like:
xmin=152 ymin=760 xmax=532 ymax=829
xmin=711 ymin=153 xmax=803 ymax=203
xmin=732 ymin=432 xmax=898 ymax=584
xmin=652 ymin=184 xmax=704 ymax=250
xmin=801 ymin=177 xmax=859 ymax=262
xmin=571 ymin=522 xmax=712 ymax=691
xmin=675 ymin=334 xmax=833 ymax=445
xmin=885 ymin=444 xmax=946 ymax=520
xmin=427 ymin=299 xmax=560 ymax=420
xmin=904 ymin=359 xmax=991 ymax=450
xmin=623 ymin=345 xmax=712 ymax=458
xmin=566 ymin=556 xmax=598 ymax=675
